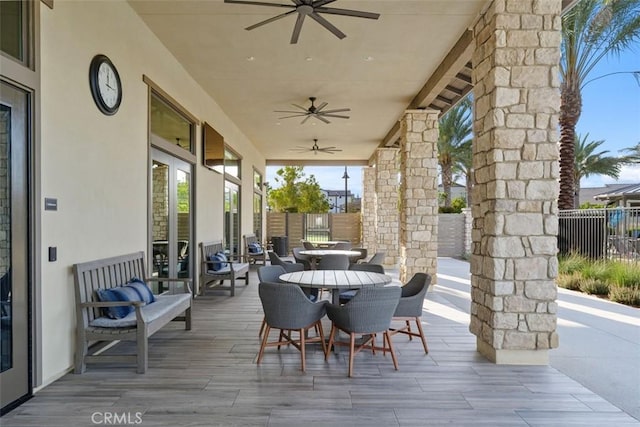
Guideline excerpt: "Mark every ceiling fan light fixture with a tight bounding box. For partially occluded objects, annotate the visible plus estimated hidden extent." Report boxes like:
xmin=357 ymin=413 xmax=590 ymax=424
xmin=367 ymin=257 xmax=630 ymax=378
xmin=274 ymin=96 xmax=350 ymax=124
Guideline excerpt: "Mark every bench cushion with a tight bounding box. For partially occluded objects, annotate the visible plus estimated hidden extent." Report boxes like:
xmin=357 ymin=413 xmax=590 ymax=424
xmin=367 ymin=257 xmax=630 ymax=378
xmin=89 ymin=294 xmax=191 ymax=328
xmin=207 ymin=262 xmax=249 ymax=275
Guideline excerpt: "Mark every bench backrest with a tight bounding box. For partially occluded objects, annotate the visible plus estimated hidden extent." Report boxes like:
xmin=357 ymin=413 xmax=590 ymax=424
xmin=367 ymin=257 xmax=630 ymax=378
xmin=243 ymin=234 xmax=260 ymax=254
xmin=73 ymin=251 xmax=147 ymax=327
xmin=200 ymin=241 xmax=225 ymax=263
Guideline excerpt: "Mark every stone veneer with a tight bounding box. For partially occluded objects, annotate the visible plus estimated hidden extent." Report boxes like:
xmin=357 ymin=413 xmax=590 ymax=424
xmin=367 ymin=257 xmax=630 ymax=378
xmin=374 ymin=148 xmax=399 ymax=267
xmin=470 ymin=0 xmax=560 ymax=364
xmin=361 ymin=166 xmax=377 ymax=252
xmin=399 ymin=110 xmax=439 ymax=284
xmin=152 ymin=164 xmax=169 ymax=241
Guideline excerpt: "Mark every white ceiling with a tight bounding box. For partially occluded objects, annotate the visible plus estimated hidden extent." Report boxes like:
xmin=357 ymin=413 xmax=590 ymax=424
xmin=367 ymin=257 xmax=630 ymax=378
xmin=129 ymin=0 xmax=487 ymax=164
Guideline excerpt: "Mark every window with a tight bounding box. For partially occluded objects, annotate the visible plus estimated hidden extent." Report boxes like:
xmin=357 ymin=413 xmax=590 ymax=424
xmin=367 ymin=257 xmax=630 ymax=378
xmin=0 ymin=1 xmax=31 ymax=67
xmin=150 ymin=92 xmax=192 ymax=153
xmin=253 ymin=169 xmax=263 ymax=239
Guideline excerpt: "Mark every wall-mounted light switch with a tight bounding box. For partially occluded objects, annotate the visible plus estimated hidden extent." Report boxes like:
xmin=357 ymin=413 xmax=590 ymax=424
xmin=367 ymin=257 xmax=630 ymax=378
xmin=48 ymin=246 xmax=57 ymax=262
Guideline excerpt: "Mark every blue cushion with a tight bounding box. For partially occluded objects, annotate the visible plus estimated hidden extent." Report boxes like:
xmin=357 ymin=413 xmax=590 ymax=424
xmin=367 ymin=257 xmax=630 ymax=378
xmin=127 ymin=278 xmax=155 ymax=304
xmin=208 ymin=253 xmax=228 ymax=271
xmin=96 ymin=286 xmax=143 ymax=319
xmin=248 ymin=242 xmax=262 ymax=253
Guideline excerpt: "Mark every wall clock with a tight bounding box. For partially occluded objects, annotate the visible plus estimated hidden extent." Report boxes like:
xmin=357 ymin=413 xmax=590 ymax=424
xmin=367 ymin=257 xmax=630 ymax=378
xmin=89 ymin=54 xmax=122 ymax=115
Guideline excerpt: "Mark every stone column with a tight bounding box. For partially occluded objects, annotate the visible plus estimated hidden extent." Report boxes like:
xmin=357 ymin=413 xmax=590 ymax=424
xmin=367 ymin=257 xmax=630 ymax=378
xmin=361 ymin=166 xmax=377 ymax=251
xmin=374 ymin=148 xmax=399 ymax=267
xmin=470 ymin=0 xmax=561 ymax=364
xmin=462 ymin=207 xmax=472 ymax=257
xmin=399 ymin=110 xmax=439 ymax=284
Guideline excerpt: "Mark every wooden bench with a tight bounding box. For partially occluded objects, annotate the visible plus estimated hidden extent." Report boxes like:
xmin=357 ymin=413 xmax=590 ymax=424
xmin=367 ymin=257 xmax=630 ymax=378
xmin=199 ymin=241 xmax=249 ymax=296
xmin=243 ymin=234 xmax=266 ymax=266
xmin=73 ymin=251 xmax=192 ymax=374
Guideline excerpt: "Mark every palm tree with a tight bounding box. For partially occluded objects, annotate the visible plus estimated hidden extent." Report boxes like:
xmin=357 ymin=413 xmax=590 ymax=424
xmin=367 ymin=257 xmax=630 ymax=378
xmin=438 ymin=97 xmax=472 ymax=207
xmin=620 ymin=142 xmax=640 ymax=163
xmin=573 ymin=133 xmax=624 ymax=207
xmin=559 ymin=0 xmax=640 ymax=209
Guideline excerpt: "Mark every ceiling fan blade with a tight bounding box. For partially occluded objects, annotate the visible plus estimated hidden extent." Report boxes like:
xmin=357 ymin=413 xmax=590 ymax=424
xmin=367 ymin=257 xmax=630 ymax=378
xmin=314 ymin=114 xmax=331 ymax=124
xmin=315 ymin=102 xmax=328 ymax=112
xmin=319 ymin=150 xmax=335 ymax=154
xmin=274 ymin=109 xmax=305 ymax=113
xmin=308 ymin=12 xmax=346 ymax=39
xmin=318 ymin=108 xmax=350 ymax=113
xmin=301 ymin=115 xmax=314 ymax=124
xmin=291 ymin=103 xmax=309 ymax=112
xmin=316 ymin=6 xmax=380 ymax=20
xmin=246 ymin=10 xmax=297 ymax=30
xmin=290 ymin=146 xmax=310 ymax=151
xmin=312 ymin=0 xmax=338 ymax=7
xmin=320 ymin=114 xmax=350 ymax=119
xmin=225 ymin=0 xmax=295 ymax=9
xmin=278 ymin=113 xmax=307 ymax=119
xmin=290 ymin=12 xmax=306 ymax=44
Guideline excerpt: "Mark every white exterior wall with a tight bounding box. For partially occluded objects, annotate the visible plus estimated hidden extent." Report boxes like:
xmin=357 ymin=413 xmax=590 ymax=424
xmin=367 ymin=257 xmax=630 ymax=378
xmin=39 ymin=0 xmax=264 ymax=385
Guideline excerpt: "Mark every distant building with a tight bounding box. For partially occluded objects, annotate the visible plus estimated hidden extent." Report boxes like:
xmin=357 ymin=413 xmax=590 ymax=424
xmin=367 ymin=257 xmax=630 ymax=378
xmin=322 ymin=189 xmax=361 ymax=213
xmin=580 ymin=183 xmax=639 ymax=207
xmin=437 ymin=182 xmax=467 ymax=205
xmin=593 ymin=183 xmax=640 ymax=208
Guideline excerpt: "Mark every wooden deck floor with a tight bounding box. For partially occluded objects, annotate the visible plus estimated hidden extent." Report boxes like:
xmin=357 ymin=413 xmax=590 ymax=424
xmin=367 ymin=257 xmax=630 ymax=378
xmin=3 ymin=267 xmax=638 ymax=426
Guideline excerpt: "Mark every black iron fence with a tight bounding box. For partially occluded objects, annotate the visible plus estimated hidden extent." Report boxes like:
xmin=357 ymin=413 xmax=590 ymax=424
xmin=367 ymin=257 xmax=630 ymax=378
xmin=558 ymin=207 xmax=640 ymax=262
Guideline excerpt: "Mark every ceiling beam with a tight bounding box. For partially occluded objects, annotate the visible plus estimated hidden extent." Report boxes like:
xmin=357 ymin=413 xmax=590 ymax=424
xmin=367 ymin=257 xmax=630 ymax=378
xmin=266 ymin=159 xmax=369 ymax=167
xmin=380 ymin=28 xmax=474 ymax=147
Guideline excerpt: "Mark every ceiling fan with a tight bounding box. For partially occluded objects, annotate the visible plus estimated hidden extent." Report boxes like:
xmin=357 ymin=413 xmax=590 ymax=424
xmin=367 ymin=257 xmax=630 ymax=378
xmin=290 ymin=139 xmax=342 ymax=155
xmin=275 ymin=97 xmax=350 ymax=124
xmin=224 ymin=0 xmax=380 ymax=44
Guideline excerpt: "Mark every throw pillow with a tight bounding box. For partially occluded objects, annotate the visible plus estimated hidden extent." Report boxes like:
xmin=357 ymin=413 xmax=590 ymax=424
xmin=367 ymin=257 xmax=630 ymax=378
xmin=127 ymin=278 xmax=155 ymax=304
xmin=248 ymin=242 xmax=262 ymax=253
xmin=216 ymin=252 xmax=229 ymax=269
xmin=208 ymin=253 xmax=226 ymax=271
xmin=96 ymin=286 xmax=141 ymax=319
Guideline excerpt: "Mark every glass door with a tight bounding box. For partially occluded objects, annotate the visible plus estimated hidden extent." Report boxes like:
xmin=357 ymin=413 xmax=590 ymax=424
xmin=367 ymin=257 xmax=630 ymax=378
xmin=150 ymin=148 xmax=192 ymax=291
xmin=0 ymin=80 xmax=31 ymax=413
xmin=224 ymin=181 xmax=240 ymax=257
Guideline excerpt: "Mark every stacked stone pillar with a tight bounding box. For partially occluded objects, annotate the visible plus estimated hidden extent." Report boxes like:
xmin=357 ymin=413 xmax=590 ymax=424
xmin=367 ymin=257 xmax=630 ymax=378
xmin=361 ymin=166 xmax=377 ymax=252
xmin=374 ymin=148 xmax=399 ymax=267
xmin=399 ymin=110 xmax=439 ymax=284
xmin=470 ymin=0 xmax=561 ymax=364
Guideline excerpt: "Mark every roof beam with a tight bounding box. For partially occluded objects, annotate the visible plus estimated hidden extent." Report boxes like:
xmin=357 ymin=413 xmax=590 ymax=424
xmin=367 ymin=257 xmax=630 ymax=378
xmin=380 ymin=29 xmax=474 ymax=147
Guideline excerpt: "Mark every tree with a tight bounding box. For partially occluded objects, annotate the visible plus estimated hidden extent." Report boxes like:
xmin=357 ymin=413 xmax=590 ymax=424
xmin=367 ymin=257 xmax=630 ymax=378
xmin=574 ymin=133 xmax=624 ymax=206
xmin=620 ymin=142 xmax=640 ymax=163
xmin=267 ymin=166 xmax=330 ymax=213
xmin=559 ymin=0 xmax=640 ymax=209
xmin=438 ymin=97 xmax=472 ymax=207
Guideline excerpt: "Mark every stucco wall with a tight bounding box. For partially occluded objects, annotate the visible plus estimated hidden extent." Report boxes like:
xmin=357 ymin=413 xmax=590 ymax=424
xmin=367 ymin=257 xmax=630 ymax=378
xmin=39 ymin=0 xmax=264 ymax=385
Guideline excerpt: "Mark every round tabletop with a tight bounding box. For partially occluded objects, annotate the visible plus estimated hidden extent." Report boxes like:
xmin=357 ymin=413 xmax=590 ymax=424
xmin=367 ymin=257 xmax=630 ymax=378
xmin=279 ymin=270 xmax=392 ymax=291
xmin=299 ymin=249 xmax=362 ymax=257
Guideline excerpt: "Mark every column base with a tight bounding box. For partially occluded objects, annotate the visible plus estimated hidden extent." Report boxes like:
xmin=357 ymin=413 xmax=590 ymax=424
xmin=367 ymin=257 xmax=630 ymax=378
xmin=477 ymin=338 xmax=549 ymax=365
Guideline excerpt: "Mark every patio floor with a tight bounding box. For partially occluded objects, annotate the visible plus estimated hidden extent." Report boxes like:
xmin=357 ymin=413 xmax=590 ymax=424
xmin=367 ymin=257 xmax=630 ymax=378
xmin=2 ymin=261 xmax=639 ymax=426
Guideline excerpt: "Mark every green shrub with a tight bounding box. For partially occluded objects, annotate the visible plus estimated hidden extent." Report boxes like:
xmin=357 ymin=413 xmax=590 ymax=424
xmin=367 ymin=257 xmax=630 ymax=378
xmin=609 ymin=286 xmax=640 ymax=307
xmin=578 ymin=278 xmax=610 ymax=296
xmin=605 ymin=261 xmax=640 ymax=288
xmin=557 ymin=272 xmax=582 ymax=291
xmin=581 ymin=261 xmax=609 ymax=282
xmin=558 ymin=253 xmax=589 ymax=275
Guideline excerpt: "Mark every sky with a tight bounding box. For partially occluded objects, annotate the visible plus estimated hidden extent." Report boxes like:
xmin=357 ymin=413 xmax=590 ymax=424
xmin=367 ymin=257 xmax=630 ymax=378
xmin=267 ymin=47 xmax=640 ymax=196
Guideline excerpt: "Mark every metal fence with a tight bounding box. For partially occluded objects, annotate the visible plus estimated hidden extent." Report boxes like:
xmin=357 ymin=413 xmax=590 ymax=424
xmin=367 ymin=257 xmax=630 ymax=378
xmin=558 ymin=207 xmax=640 ymax=262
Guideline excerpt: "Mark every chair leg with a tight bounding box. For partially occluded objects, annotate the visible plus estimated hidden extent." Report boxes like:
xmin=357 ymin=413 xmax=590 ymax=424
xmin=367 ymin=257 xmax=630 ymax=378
xmin=317 ymin=321 xmax=327 ymax=355
xmin=415 ymin=317 xmax=429 ymax=354
xmin=299 ymin=328 xmax=306 ymax=372
xmin=325 ymin=324 xmax=336 ymax=360
xmin=257 ymin=325 xmax=271 ymax=364
xmin=384 ymin=331 xmax=399 ymax=371
xmin=405 ymin=320 xmax=413 ymax=340
xmin=259 ymin=317 xmax=266 ymax=338
xmin=348 ymin=332 xmax=356 ymax=377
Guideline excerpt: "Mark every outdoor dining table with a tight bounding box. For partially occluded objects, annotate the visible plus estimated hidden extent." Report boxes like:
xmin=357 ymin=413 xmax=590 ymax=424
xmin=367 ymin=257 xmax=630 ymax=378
xmin=279 ymin=269 xmax=393 ymax=305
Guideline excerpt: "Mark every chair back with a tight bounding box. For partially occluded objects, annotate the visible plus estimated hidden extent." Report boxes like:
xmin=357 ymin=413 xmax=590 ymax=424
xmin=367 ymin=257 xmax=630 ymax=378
xmin=259 ymin=282 xmax=326 ymax=329
xmin=327 ymin=286 xmax=401 ymax=334
xmin=349 ymin=263 xmax=384 ymax=274
xmin=366 ymin=251 xmax=385 ymax=265
xmin=318 ymin=254 xmax=350 ymax=270
xmin=258 ymin=265 xmax=286 ymax=283
xmin=333 ymin=242 xmax=353 ymax=250
xmin=302 ymin=241 xmax=316 ymax=250
xmin=394 ymin=273 xmax=431 ymax=317
xmin=350 ymin=247 xmax=368 ymax=263
xmin=292 ymin=247 xmax=312 ymax=270
xmin=268 ymin=251 xmax=288 ymax=266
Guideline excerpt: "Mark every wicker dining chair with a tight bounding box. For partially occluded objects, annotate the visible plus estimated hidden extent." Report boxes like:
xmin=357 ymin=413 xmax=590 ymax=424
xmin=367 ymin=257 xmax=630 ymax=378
xmin=268 ymin=251 xmax=305 ymax=273
xmin=325 ymin=285 xmax=401 ymax=377
xmin=317 ymin=254 xmax=350 ymax=271
xmin=292 ymin=247 xmax=313 ymax=271
xmin=258 ymin=282 xmax=327 ymax=372
xmin=389 ymin=272 xmax=431 ymax=354
xmin=332 ymin=241 xmax=353 ymax=250
xmin=338 ymin=263 xmax=386 ymax=304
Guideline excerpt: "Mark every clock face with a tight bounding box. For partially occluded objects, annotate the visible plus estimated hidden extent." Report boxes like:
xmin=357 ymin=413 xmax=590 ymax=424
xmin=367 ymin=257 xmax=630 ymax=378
xmin=89 ymin=54 xmax=122 ymax=115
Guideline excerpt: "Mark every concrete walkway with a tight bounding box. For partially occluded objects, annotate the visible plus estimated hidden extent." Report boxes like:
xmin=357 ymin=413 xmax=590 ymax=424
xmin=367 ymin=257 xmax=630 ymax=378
xmin=435 ymin=257 xmax=640 ymax=421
